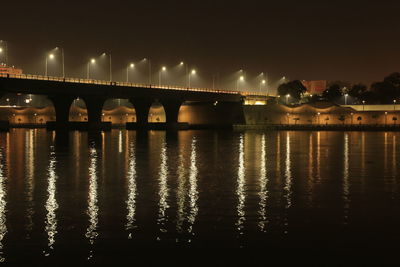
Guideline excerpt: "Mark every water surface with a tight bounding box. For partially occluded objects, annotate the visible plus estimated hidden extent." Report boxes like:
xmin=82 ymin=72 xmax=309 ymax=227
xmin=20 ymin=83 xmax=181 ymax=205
xmin=0 ymin=129 xmax=399 ymax=264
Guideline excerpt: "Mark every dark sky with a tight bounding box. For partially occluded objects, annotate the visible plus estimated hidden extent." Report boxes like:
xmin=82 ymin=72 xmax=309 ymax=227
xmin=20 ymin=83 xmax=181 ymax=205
xmin=2 ymin=0 xmax=400 ymax=89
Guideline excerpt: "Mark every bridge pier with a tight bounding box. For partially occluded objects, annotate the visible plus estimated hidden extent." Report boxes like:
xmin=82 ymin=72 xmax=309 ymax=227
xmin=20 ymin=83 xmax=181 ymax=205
xmin=48 ymin=95 xmax=75 ymax=129
xmin=160 ymin=98 xmax=184 ymax=130
xmin=130 ymin=97 xmax=153 ymax=129
xmin=82 ymin=96 xmax=107 ymax=131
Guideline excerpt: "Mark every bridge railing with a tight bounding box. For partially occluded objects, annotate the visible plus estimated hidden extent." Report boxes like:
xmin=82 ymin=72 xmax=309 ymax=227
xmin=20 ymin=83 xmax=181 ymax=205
xmin=0 ymin=73 xmax=269 ymax=97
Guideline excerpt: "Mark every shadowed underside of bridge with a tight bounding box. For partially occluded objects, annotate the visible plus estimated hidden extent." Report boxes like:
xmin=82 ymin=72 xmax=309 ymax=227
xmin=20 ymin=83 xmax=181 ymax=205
xmin=0 ymin=77 xmax=245 ymax=130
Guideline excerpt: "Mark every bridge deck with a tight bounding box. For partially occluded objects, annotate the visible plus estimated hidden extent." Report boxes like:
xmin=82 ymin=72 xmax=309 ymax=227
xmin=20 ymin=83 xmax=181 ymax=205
xmin=0 ymin=73 xmax=267 ymax=97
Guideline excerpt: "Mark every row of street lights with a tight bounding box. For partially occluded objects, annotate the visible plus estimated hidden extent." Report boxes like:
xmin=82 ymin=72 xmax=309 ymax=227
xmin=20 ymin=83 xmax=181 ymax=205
xmin=1 ymin=43 xmax=274 ymax=91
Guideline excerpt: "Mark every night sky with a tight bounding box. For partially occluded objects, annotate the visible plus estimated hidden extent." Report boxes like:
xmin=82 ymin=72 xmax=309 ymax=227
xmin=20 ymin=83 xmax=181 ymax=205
xmin=2 ymin=0 xmax=400 ymax=89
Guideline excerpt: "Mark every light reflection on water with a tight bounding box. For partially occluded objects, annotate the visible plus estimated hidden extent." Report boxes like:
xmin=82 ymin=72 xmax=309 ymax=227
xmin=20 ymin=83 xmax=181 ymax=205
xmin=258 ymin=134 xmax=268 ymax=232
xmin=43 ymin=147 xmax=58 ymax=256
xmin=0 ymin=146 xmax=7 ymax=262
xmin=126 ymin=140 xmax=137 ymax=238
xmin=187 ymin=138 xmax=198 ymax=238
xmin=236 ymin=134 xmax=245 ymax=235
xmin=157 ymin=139 xmax=169 ymax=239
xmin=86 ymin=146 xmax=99 ymax=259
xmin=0 ymin=130 xmax=398 ymax=263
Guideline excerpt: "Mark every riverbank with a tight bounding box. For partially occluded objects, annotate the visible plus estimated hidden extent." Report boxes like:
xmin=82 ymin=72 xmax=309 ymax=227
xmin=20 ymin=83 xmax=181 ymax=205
xmin=234 ymin=124 xmax=400 ymax=131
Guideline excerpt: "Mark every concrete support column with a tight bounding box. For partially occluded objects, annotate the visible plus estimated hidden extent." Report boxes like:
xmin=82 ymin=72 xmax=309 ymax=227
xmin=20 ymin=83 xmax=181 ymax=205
xmin=160 ymin=98 xmax=183 ymax=129
xmin=130 ymin=98 xmax=153 ymax=127
xmin=48 ymin=95 xmax=75 ymax=129
xmin=81 ymin=96 xmax=106 ymax=131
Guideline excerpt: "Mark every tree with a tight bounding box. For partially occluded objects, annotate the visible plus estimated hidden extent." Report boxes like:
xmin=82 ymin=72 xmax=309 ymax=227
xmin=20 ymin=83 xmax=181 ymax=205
xmin=322 ymin=83 xmax=342 ymax=102
xmin=277 ymin=80 xmax=307 ymax=102
xmin=349 ymin=83 xmax=367 ymax=99
xmin=370 ymin=81 xmax=396 ymax=103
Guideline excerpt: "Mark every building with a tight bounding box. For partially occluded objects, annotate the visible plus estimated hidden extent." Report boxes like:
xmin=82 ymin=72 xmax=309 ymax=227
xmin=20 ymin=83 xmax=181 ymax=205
xmin=301 ymin=80 xmax=327 ymax=94
xmin=0 ymin=64 xmax=23 ymax=75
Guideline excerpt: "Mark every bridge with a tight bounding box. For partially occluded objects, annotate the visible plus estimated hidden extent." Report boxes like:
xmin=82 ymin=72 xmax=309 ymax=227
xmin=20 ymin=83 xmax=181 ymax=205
xmin=0 ymin=73 xmax=267 ymax=130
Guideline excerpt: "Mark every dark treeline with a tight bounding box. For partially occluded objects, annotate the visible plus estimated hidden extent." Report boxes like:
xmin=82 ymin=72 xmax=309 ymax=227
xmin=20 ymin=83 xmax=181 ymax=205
xmin=277 ymin=72 xmax=400 ymax=105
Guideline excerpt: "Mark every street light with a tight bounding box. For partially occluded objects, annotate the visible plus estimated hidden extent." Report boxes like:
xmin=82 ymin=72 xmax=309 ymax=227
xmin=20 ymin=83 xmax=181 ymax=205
xmin=236 ymin=75 xmax=244 ymax=90
xmin=87 ymin=58 xmax=96 ymax=79
xmin=0 ymin=40 xmax=8 ymax=66
xmin=188 ymin=69 xmax=196 ymax=87
xmin=55 ymin=47 xmax=65 ymax=78
xmin=286 ymin=94 xmax=290 ymax=105
xmin=45 ymin=54 xmax=55 ymax=76
xmin=159 ymin=66 xmax=166 ymax=86
xmin=259 ymin=79 xmax=266 ymax=93
xmin=317 ymin=112 xmax=321 ymax=124
xmin=179 ymin=61 xmax=189 ymax=86
xmin=102 ymin=53 xmax=112 ymax=81
xmin=362 ymin=100 xmax=365 ymax=111
xmin=143 ymin=58 xmax=151 ymax=85
xmin=126 ymin=63 xmax=135 ymax=82
xmin=345 ymin=93 xmax=348 ymax=105
xmin=385 ymin=111 xmax=388 ymax=125
xmin=394 ymin=99 xmax=397 ymax=111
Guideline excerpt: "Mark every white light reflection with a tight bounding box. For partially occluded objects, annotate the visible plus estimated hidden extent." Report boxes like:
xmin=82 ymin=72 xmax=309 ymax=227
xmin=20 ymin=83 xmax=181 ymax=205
xmin=118 ymin=130 xmax=123 ymax=153
xmin=236 ymin=135 xmax=245 ymax=234
xmin=25 ymin=130 xmax=35 ymax=236
xmin=284 ymin=132 xmax=292 ymax=209
xmin=187 ymin=138 xmax=198 ymax=237
xmin=86 ymin=147 xmax=99 ymax=259
xmin=176 ymin=153 xmax=186 ymax=234
xmin=43 ymin=148 xmax=58 ymax=256
xmin=343 ymin=133 xmax=350 ymax=225
xmin=126 ymin=141 xmax=137 ymax=239
xmin=393 ymin=135 xmax=397 ymax=178
xmin=258 ymin=134 xmax=268 ymax=232
xmin=157 ymin=141 xmax=169 ymax=239
xmin=0 ymin=148 xmax=7 ymax=262
xmin=307 ymin=133 xmax=313 ymax=207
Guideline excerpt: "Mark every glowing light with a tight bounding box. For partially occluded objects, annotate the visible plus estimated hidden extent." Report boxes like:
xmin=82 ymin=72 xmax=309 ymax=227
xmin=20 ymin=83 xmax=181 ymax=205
xmin=91 ymin=59 xmax=95 ymax=63
xmin=180 ymin=62 xmax=184 ymax=65
xmin=49 ymin=54 xmax=54 ymax=59
xmin=130 ymin=63 xmax=134 ymax=68
xmin=126 ymin=142 xmax=137 ymax=238
xmin=236 ymin=135 xmax=245 ymax=234
xmin=162 ymin=66 xmax=166 ymax=71
xmin=86 ymin=147 xmax=99 ymax=260
xmin=44 ymin=150 xmax=58 ymax=255
xmin=0 ymin=48 xmax=3 ymax=53
xmin=239 ymin=76 xmax=244 ymax=81
xmin=157 ymin=141 xmax=169 ymax=239
xmin=191 ymin=69 xmax=196 ymax=75
xmin=262 ymin=80 xmax=266 ymax=84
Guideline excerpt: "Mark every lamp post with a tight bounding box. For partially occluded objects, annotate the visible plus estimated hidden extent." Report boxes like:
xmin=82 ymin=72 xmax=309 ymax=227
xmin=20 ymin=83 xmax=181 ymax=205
xmin=259 ymin=80 xmax=266 ymax=94
xmin=188 ymin=69 xmax=196 ymax=87
xmin=362 ymin=100 xmax=365 ymax=111
xmin=385 ymin=112 xmax=388 ymax=125
xmin=345 ymin=93 xmax=348 ymax=105
xmin=87 ymin=59 xmax=95 ymax=79
xmin=45 ymin=54 xmax=55 ymax=76
xmin=180 ymin=61 xmax=188 ymax=86
xmin=317 ymin=112 xmax=321 ymax=124
xmin=286 ymin=94 xmax=290 ymax=105
xmin=144 ymin=58 xmax=151 ymax=85
xmin=0 ymin=40 xmax=8 ymax=66
xmin=394 ymin=99 xmax=396 ymax=111
xmin=236 ymin=75 xmax=244 ymax=90
xmin=102 ymin=53 xmax=112 ymax=81
xmin=55 ymin=47 xmax=65 ymax=78
xmin=126 ymin=63 xmax=134 ymax=82
xmin=159 ymin=66 xmax=166 ymax=86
